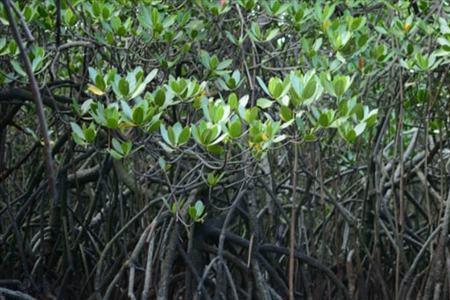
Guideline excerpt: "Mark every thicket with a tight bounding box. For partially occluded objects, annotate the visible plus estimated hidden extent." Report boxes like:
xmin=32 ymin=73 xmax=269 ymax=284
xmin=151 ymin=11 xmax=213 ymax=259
xmin=0 ymin=0 xmax=450 ymax=299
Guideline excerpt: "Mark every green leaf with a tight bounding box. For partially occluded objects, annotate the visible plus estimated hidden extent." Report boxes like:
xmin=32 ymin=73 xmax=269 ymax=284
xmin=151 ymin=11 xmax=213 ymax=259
xmin=244 ymin=107 xmax=259 ymax=123
xmin=111 ymin=16 xmax=121 ymax=31
xmin=188 ymin=206 xmax=197 ymax=220
xmin=108 ymin=149 xmax=124 ymax=160
xmin=228 ymin=93 xmax=238 ymax=110
xmin=11 ymin=60 xmax=27 ymax=77
xmin=121 ymin=141 xmax=132 ymax=155
xmin=83 ymin=123 xmax=96 ymax=143
xmin=112 ymin=138 xmax=123 ymax=154
xmin=210 ymin=56 xmax=219 ymax=70
xmin=168 ymin=126 xmax=176 ymax=145
xmin=155 ymin=88 xmax=166 ymax=106
xmin=64 ymin=9 xmax=76 ymax=26
xmin=118 ymin=78 xmax=129 ymax=97
xmin=364 ymin=109 xmax=378 ymax=127
xmin=212 ymin=105 xmax=225 ymax=123
xmin=160 ymin=125 xmax=172 ymax=146
xmin=178 ymin=127 xmax=190 ymax=145
xmin=194 ymin=200 xmax=205 ymax=217
xmin=257 ymin=76 xmax=271 ymax=96
xmin=257 ymin=98 xmax=273 ymax=109
xmin=280 ymin=105 xmax=293 ymax=121
xmin=92 ymin=2 xmax=101 ymax=16
xmin=70 ymin=122 xmax=84 ymax=139
xmin=132 ymin=106 xmax=144 ymax=125
xmin=268 ymin=77 xmax=283 ymax=98
xmin=217 ymin=59 xmax=232 ymax=70
xmin=31 ymin=55 xmax=43 ymax=72
xmin=333 ymin=75 xmax=351 ymax=97
xmin=302 ymin=78 xmax=317 ymax=100
xmin=121 ymin=101 xmax=133 ymax=120
xmin=106 ymin=116 xmax=119 ymax=129
xmin=131 ymin=69 xmax=158 ymax=99
xmin=158 ymin=157 xmax=166 ymax=169
xmin=172 ymin=123 xmax=183 ymax=140
xmin=228 ymin=118 xmax=242 ymax=138
xmin=95 ymin=74 xmax=106 ymax=91
xmin=354 ymin=122 xmax=366 ymax=136
xmin=265 ymin=28 xmax=279 ymax=41
xmin=225 ymin=31 xmax=237 ymax=45
xmin=199 ymin=50 xmax=210 ymax=69
xmin=318 ymin=112 xmax=329 ymax=127
xmin=207 ymin=144 xmax=224 ymax=154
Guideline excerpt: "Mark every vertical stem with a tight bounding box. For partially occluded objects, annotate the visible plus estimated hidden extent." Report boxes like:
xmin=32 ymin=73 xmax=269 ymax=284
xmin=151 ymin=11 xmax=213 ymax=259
xmin=55 ymin=0 xmax=61 ymax=46
xmin=395 ymin=66 xmax=405 ymax=300
xmin=289 ymin=140 xmax=298 ymax=300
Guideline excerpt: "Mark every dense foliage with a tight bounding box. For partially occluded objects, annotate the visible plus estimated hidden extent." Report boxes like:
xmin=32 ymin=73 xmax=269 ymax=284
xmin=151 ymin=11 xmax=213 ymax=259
xmin=1 ymin=0 xmax=450 ymax=299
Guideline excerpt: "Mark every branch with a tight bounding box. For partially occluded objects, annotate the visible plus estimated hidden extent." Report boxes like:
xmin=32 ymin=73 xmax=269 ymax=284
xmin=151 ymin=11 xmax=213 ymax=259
xmin=2 ymin=0 xmax=58 ymax=251
xmin=0 ymin=87 xmax=71 ymax=110
xmin=0 ymin=287 xmax=38 ymax=300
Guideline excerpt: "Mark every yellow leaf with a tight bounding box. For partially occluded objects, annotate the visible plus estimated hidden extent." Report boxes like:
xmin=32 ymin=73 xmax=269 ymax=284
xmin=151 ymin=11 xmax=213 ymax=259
xmin=87 ymin=84 xmax=105 ymax=96
xmin=403 ymin=23 xmax=412 ymax=31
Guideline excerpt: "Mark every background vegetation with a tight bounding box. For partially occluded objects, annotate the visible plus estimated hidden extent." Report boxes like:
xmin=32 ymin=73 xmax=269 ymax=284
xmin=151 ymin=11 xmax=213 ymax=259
xmin=0 ymin=0 xmax=450 ymax=299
